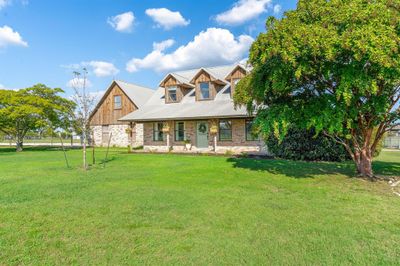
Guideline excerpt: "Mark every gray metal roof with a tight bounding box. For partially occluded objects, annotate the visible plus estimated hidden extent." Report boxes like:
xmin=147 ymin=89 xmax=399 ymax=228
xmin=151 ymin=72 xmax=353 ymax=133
xmin=119 ymin=84 xmax=251 ymax=122
xmin=114 ymin=80 xmax=154 ymax=108
xmin=119 ymin=64 xmax=252 ymax=122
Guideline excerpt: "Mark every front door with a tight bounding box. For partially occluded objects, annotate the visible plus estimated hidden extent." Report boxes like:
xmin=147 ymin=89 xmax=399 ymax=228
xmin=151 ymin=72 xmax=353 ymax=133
xmin=196 ymin=121 xmax=209 ymax=148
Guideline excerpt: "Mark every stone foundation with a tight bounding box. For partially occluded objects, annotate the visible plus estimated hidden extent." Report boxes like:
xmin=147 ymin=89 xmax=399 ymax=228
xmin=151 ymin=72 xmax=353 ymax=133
xmin=91 ymin=123 xmax=144 ymax=147
xmin=142 ymin=144 xmax=268 ymax=154
xmin=141 ymin=118 xmax=268 ymax=155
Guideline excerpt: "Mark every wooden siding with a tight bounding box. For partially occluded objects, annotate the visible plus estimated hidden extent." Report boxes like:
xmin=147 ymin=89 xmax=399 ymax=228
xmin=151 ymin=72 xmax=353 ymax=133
xmin=90 ymin=84 xmax=137 ymax=126
xmin=194 ymin=71 xmax=217 ymax=101
xmin=163 ymin=76 xmax=177 ymax=87
xmin=229 ymin=67 xmax=247 ymax=96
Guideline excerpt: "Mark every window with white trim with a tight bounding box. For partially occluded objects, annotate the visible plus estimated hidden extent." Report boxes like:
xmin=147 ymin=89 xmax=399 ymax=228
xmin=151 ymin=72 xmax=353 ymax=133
xmin=199 ymin=82 xmax=210 ymax=100
xmin=167 ymin=86 xmax=178 ymax=102
xmin=114 ymin=95 xmax=122 ymax=109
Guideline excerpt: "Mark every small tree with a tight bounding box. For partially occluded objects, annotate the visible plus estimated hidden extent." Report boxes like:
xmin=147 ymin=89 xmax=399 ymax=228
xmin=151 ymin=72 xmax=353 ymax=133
xmin=234 ymin=0 xmax=400 ymax=178
xmin=70 ymin=68 xmax=96 ymax=170
xmin=0 ymin=84 xmax=75 ymax=151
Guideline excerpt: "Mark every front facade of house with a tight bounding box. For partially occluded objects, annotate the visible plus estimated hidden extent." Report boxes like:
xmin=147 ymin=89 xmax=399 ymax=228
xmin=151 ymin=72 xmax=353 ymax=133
xmin=89 ymin=80 xmax=153 ymax=147
xmin=120 ymin=64 xmax=265 ymax=153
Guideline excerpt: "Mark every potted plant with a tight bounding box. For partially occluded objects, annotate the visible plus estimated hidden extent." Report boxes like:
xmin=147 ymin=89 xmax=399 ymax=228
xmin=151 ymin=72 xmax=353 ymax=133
xmin=209 ymin=125 xmax=218 ymax=135
xmin=184 ymin=138 xmax=192 ymax=150
xmin=162 ymin=123 xmax=170 ymax=133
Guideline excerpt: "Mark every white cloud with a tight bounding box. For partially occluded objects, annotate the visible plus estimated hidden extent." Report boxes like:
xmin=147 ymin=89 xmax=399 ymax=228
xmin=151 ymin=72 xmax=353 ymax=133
xmin=126 ymin=28 xmax=253 ymax=73
xmin=152 ymin=39 xmax=175 ymax=51
xmin=66 ymin=78 xmax=93 ymax=88
xmin=273 ymin=4 xmax=282 ymax=14
xmin=86 ymin=61 xmax=119 ymax=77
xmin=0 ymin=0 xmax=11 ymax=9
xmin=145 ymin=8 xmax=190 ymax=30
xmin=0 ymin=25 xmax=28 ymax=48
xmin=0 ymin=84 xmax=20 ymax=90
xmin=215 ymin=0 xmax=272 ymax=25
xmin=62 ymin=61 xmax=119 ymax=77
xmin=89 ymin=90 xmax=105 ymax=102
xmin=0 ymin=0 xmax=29 ymax=10
xmin=107 ymin=11 xmax=135 ymax=33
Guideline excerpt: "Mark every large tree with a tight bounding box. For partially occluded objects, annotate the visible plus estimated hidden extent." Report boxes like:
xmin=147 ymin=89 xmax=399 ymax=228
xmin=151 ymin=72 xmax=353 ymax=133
xmin=0 ymin=84 xmax=75 ymax=151
xmin=234 ymin=0 xmax=400 ymax=178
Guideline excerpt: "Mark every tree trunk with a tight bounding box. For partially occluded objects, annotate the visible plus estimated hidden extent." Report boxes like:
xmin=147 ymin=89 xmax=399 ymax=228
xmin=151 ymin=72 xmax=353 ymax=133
xmin=354 ymin=148 xmax=374 ymax=178
xmin=16 ymin=134 xmax=23 ymax=152
xmin=83 ymin=133 xmax=87 ymax=170
xmin=16 ymin=140 xmax=23 ymax=152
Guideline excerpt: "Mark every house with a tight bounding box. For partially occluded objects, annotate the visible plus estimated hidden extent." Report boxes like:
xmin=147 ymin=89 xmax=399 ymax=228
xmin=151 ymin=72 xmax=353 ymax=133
xmin=119 ymin=64 xmax=265 ymax=153
xmin=384 ymin=125 xmax=400 ymax=149
xmin=90 ymin=80 xmax=154 ymax=147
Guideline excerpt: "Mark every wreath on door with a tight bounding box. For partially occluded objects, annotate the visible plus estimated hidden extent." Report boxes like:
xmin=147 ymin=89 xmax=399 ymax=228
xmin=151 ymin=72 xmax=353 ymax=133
xmin=198 ymin=124 xmax=207 ymax=133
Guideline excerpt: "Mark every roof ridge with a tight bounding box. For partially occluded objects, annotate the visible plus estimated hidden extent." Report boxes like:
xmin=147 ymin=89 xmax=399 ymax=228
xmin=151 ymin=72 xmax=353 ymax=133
xmin=115 ymin=79 xmax=154 ymax=90
xmin=174 ymin=63 xmax=240 ymax=74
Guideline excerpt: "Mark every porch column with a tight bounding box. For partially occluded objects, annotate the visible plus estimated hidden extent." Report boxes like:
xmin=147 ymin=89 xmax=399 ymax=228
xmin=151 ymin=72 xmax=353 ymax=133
xmin=167 ymin=133 xmax=170 ymax=150
xmin=130 ymin=122 xmax=136 ymax=147
xmin=214 ymin=135 xmax=217 ymax=152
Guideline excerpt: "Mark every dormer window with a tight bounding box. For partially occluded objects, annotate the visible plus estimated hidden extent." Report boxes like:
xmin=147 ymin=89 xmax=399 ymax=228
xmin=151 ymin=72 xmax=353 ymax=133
xmin=167 ymin=86 xmax=178 ymax=102
xmin=114 ymin=95 xmax=122 ymax=109
xmin=199 ymin=82 xmax=210 ymax=100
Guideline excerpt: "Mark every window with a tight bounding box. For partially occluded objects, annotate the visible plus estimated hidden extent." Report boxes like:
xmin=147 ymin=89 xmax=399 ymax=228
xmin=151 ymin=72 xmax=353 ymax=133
xmin=167 ymin=86 xmax=177 ymax=102
xmin=199 ymin=82 xmax=210 ymax=100
xmin=153 ymin=122 xmax=164 ymax=141
xmin=114 ymin=95 xmax=122 ymax=109
xmin=219 ymin=120 xmax=232 ymax=141
xmin=175 ymin=121 xmax=185 ymax=141
xmin=233 ymin=78 xmax=241 ymax=86
xmin=246 ymin=120 xmax=259 ymax=141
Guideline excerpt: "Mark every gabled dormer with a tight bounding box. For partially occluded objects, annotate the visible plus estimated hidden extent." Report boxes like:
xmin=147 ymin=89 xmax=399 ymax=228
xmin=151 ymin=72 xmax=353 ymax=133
xmin=190 ymin=68 xmax=227 ymax=101
xmin=225 ymin=65 xmax=248 ymax=97
xmin=159 ymin=73 xmax=194 ymax=104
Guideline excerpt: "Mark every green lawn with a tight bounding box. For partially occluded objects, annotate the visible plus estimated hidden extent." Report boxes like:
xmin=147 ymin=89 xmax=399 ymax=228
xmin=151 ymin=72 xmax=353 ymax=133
xmin=0 ymin=148 xmax=399 ymax=265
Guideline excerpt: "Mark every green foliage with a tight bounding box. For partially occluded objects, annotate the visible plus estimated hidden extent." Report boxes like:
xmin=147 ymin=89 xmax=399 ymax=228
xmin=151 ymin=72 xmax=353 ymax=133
xmin=0 ymin=84 xmax=75 ymax=150
xmin=234 ymin=0 xmax=400 ymax=175
xmin=266 ymin=127 xmax=351 ymax=162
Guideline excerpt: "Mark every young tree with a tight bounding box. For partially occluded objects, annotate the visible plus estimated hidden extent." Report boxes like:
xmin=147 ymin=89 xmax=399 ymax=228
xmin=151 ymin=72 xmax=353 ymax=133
xmin=234 ymin=0 xmax=400 ymax=178
xmin=0 ymin=84 xmax=75 ymax=151
xmin=70 ymin=68 xmax=96 ymax=170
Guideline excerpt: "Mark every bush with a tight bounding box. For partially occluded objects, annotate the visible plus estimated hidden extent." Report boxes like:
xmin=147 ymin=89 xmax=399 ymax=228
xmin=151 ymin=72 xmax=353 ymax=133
xmin=266 ymin=127 xmax=351 ymax=162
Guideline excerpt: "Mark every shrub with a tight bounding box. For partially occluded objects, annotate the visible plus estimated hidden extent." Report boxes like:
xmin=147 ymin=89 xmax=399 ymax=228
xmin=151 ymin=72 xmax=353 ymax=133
xmin=266 ymin=127 xmax=351 ymax=162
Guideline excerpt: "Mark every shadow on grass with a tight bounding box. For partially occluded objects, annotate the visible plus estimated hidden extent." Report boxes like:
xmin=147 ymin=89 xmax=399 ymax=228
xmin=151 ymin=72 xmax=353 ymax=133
xmin=227 ymin=157 xmax=400 ymax=179
xmin=372 ymin=161 xmax=400 ymax=176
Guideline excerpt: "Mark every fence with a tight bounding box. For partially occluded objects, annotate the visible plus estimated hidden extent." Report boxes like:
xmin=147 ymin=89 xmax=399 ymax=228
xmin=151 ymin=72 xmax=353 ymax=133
xmin=0 ymin=135 xmax=84 ymax=147
xmin=384 ymin=136 xmax=400 ymax=149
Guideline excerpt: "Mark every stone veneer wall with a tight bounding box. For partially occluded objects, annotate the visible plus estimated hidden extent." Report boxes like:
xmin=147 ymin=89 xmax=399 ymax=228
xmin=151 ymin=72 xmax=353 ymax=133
xmin=91 ymin=123 xmax=144 ymax=147
xmin=143 ymin=119 xmax=266 ymax=154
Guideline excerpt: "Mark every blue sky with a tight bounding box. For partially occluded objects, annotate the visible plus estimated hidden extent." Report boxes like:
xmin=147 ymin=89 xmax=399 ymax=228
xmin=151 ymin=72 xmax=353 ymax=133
xmin=0 ymin=0 xmax=297 ymax=96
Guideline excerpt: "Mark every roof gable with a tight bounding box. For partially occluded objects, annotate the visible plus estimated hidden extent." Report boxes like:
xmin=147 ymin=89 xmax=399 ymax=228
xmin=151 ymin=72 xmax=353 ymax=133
xmin=90 ymin=80 xmax=154 ymax=119
xmin=224 ymin=65 xmax=248 ymax=80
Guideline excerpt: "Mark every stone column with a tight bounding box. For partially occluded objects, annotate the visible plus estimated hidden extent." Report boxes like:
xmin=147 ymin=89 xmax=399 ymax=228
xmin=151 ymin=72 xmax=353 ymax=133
xmin=130 ymin=122 xmax=136 ymax=147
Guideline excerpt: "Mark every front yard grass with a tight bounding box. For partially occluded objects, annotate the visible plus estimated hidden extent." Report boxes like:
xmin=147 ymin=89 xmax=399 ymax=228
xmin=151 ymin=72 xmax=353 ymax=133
xmin=0 ymin=147 xmax=399 ymax=264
